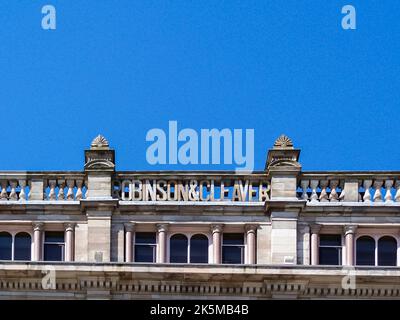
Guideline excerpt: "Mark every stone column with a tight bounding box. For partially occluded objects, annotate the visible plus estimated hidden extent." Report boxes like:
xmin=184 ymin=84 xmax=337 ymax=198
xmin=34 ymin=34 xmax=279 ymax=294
xmin=211 ymin=224 xmax=224 ymax=264
xmin=245 ymin=225 xmax=257 ymax=264
xmin=310 ymin=224 xmax=321 ymax=265
xmin=124 ymin=223 xmax=135 ymax=262
xmin=156 ymin=224 xmax=168 ymax=263
xmin=64 ymin=223 xmax=76 ymax=262
xmin=344 ymin=225 xmax=357 ymax=266
xmin=32 ymin=222 xmax=44 ymax=261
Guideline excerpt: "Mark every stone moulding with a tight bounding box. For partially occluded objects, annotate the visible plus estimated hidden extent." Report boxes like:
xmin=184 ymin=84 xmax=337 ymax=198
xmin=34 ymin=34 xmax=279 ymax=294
xmin=1 ymin=263 xmax=400 ymax=299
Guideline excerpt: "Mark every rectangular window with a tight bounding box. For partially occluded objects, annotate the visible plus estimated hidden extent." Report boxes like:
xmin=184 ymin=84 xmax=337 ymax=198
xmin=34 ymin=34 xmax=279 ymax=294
xmin=135 ymin=232 xmax=156 ymax=262
xmin=319 ymin=234 xmax=342 ymax=265
xmin=222 ymin=233 xmax=244 ymax=264
xmin=44 ymin=232 xmax=65 ymax=261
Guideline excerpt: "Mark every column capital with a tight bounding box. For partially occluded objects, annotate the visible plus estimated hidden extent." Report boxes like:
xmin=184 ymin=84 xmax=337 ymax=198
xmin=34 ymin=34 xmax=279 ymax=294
xmin=32 ymin=222 xmax=44 ymax=231
xmin=124 ymin=222 xmax=135 ymax=232
xmin=245 ymin=224 xmax=258 ymax=233
xmin=344 ymin=225 xmax=358 ymax=235
xmin=64 ymin=223 xmax=76 ymax=232
xmin=156 ymin=223 xmax=169 ymax=232
xmin=310 ymin=224 xmax=322 ymax=234
xmin=211 ymin=224 xmax=224 ymax=234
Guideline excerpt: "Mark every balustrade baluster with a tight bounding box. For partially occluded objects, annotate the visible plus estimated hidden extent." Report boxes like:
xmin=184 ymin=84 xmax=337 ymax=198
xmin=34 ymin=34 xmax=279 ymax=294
xmin=0 ymin=180 xmax=7 ymax=200
xmin=57 ymin=180 xmax=65 ymax=200
xmin=329 ymin=180 xmax=339 ymax=202
xmin=48 ymin=180 xmax=57 ymax=200
xmin=310 ymin=180 xmax=319 ymax=202
xmin=373 ymin=180 xmax=383 ymax=202
xmin=384 ymin=180 xmax=394 ymax=203
xmin=300 ymin=180 xmax=309 ymax=201
xmin=9 ymin=181 xmax=18 ymax=200
xmin=76 ymin=179 xmax=83 ymax=200
xmin=319 ymin=180 xmax=329 ymax=202
xmin=66 ymin=180 xmax=75 ymax=200
xmin=363 ymin=180 xmax=372 ymax=202
xmin=395 ymin=180 xmax=400 ymax=202
xmin=18 ymin=180 xmax=26 ymax=201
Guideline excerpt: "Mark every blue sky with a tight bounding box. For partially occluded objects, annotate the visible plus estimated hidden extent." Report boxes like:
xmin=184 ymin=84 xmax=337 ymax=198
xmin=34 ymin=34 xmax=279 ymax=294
xmin=0 ymin=1 xmax=399 ymax=171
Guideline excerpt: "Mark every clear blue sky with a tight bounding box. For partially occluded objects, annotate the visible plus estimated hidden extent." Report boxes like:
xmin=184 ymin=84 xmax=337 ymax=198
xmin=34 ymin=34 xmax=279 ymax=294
xmin=1 ymin=1 xmax=399 ymax=171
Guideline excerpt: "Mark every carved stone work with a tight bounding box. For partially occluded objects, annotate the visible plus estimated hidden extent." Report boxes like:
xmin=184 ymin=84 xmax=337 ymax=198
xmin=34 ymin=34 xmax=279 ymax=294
xmin=84 ymin=135 xmax=115 ymax=172
xmin=273 ymin=135 xmax=294 ymax=149
xmin=265 ymin=134 xmax=301 ymax=170
xmin=91 ymin=135 xmax=109 ymax=150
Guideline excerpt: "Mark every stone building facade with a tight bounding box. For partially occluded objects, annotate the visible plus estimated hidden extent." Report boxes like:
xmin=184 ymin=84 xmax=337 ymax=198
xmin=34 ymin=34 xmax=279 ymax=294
xmin=1 ymin=135 xmax=400 ymax=299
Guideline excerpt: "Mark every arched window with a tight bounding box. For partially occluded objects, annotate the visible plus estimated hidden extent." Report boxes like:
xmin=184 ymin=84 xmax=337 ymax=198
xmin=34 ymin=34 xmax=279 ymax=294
xmin=14 ymin=232 xmax=31 ymax=261
xmin=0 ymin=232 xmax=12 ymax=260
xmin=378 ymin=236 xmax=397 ymax=266
xmin=170 ymin=234 xmax=188 ymax=263
xmin=190 ymin=234 xmax=208 ymax=263
xmin=356 ymin=236 xmax=375 ymax=265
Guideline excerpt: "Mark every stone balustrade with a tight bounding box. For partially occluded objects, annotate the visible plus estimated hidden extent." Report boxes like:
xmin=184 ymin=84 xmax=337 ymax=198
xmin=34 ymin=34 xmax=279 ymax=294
xmin=1 ymin=170 xmax=400 ymax=204
xmin=43 ymin=175 xmax=87 ymax=201
xmin=298 ymin=172 xmax=400 ymax=203
xmin=0 ymin=173 xmax=87 ymax=201
xmin=0 ymin=135 xmax=399 ymax=205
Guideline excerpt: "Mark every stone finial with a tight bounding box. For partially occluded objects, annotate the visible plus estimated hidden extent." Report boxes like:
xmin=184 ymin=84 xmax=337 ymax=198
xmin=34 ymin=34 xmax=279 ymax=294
xmin=273 ymin=134 xmax=294 ymax=149
xmin=91 ymin=135 xmax=110 ymax=150
xmin=265 ymin=134 xmax=301 ymax=170
xmin=84 ymin=135 xmax=115 ymax=172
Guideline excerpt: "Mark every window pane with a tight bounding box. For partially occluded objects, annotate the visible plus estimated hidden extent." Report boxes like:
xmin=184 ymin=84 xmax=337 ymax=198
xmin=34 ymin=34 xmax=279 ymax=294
xmin=134 ymin=233 xmax=156 ymax=262
xmin=45 ymin=232 xmax=64 ymax=243
xmin=222 ymin=246 xmax=242 ymax=264
xmin=319 ymin=247 xmax=341 ymax=265
xmin=319 ymin=235 xmax=341 ymax=266
xmin=14 ymin=232 xmax=31 ymax=261
xmin=378 ymin=236 xmax=397 ymax=266
xmin=0 ymin=232 xmax=12 ymax=260
xmin=135 ymin=232 xmax=156 ymax=244
xmin=135 ymin=245 xmax=155 ymax=262
xmin=223 ymin=233 xmax=244 ymax=245
xmin=170 ymin=234 xmax=188 ymax=263
xmin=44 ymin=232 xmax=64 ymax=261
xmin=44 ymin=244 xmax=64 ymax=261
xmin=190 ymin=234 xmax=208 ymax=263
xmin=320 ymin=235 xmax=341 ymax=247
xmin=356 ymin=236 xmax=375 ymax=266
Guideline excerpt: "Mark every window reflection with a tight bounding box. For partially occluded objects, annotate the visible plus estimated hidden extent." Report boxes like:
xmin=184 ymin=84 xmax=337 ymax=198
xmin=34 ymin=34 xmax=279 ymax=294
xmin=14 ymin=232 xmax=31 ymax=261
xmin=190 ymin=234 xmax=208 ymax=263
xmin=356 ymin=236 xmax=375 ymax=266
xmin=222 ymin=233 xmax=244 ymax=264
xmin=170 ymin=234 xmax=188 ymax=263
xmin=378 ymin=236 xmax=397 ymax=266
xmin=0 ymin=232 xmax=12 ymax=260
xmin=135 ymin=232 xmax=156 ymax=262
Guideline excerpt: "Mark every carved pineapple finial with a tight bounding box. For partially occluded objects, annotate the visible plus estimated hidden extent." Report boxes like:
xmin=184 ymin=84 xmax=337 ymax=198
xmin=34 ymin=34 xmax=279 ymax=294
xmin=90 ymin=134 xmax=109 ymax=150
xmin=273 ymin=134 xmax=294 ymax=149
